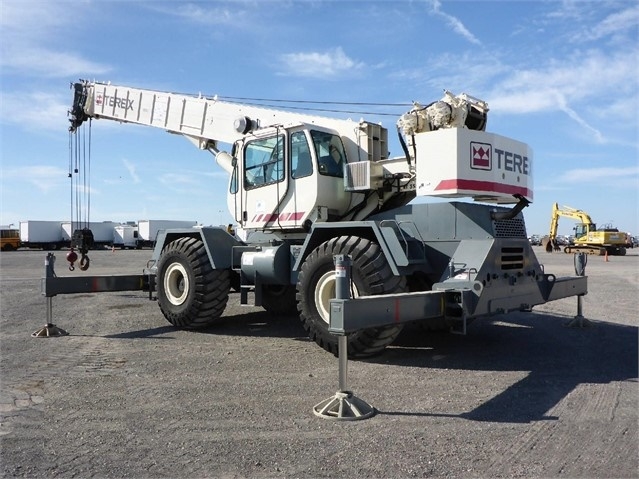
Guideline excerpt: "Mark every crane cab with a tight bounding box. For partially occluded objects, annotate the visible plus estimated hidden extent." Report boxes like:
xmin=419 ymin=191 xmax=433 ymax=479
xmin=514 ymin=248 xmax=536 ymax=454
xmin=227 ymin=124 xmax=359 ymax=233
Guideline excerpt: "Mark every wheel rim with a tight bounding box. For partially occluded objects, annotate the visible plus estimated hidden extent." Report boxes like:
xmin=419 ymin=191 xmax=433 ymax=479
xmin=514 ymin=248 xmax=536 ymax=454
xmin=314 ymin=270 xmax=358 ymax=325
xmin=164 ymin=262 xmax=189 ymax=306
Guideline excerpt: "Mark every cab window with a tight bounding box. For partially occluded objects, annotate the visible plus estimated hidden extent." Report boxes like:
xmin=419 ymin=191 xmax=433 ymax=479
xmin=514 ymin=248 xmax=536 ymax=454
xmin=311 ymin=131 xmax=345 ymax=177
xmin=291 ymin=131 xmax=313 ymax=179
xmin=229 ymin=164 xmax=238 ymax=194
xmin=244 ymin=135 xmax=285 ymax=189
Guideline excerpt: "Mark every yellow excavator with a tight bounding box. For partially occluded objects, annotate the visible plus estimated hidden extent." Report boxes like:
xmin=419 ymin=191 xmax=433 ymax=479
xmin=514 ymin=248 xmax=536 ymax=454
xmin=542 ymin=203 xmax=629 ymax=256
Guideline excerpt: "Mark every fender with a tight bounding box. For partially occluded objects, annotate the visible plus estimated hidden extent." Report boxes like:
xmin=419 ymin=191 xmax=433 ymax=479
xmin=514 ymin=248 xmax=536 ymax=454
xmin=292 ymin=221 xmax=431 ymax=277
xmin=151 ymin=227 xmax=243 ymax=270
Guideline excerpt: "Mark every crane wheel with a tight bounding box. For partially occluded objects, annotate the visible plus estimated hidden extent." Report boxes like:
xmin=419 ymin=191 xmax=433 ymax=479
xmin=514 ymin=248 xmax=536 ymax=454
xmin=156 ymin=236 xmax=230 ymax=329
xmin=296 ymin=235 xmax=407 ymax=357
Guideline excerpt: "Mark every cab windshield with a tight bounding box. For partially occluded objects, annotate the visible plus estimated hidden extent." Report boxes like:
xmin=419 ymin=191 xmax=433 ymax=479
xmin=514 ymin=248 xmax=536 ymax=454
xmin=244 ymin=135 xmax=285 ymax=189
xmin=310 ymin=131 xmax=346 ymax=177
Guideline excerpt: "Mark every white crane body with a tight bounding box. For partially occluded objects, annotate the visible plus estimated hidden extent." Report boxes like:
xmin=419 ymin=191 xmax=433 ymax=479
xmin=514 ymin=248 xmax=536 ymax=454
xmin=61 ymin=80 xmax=584 ymax=357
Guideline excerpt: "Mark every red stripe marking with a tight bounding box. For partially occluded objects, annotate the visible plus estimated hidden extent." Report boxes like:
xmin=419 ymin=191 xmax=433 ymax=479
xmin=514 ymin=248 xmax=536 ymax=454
xmin=250 ymin=211 xmax=306 ymax=223
xmin=434 ymin=179 xmax=532 ymax=198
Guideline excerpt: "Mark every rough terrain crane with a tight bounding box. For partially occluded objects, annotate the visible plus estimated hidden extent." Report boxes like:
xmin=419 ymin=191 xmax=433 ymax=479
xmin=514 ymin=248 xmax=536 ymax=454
xmin=542 ymin=203 xmax=628 ymax=256
xmin=65 ymin=80 xmax=586 ymax=356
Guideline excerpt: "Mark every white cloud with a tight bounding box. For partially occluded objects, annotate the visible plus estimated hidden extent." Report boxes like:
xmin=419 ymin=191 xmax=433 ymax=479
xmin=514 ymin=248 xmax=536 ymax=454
xmin=2 ymin=46 xmax=111 ymax=78
xmin=403 ymin=51 xmax=508 ymax=93
xmin=427 ymin=0 xmax=481 ymax=45
xmin=73 ymin=184 xmax=100 ymax=196
xmin=148 ymin=3 xmax=242 ymax=25
xmin=279 ymin=47 xmax=364 ymax=79
xmin=558 ymin=166 xmax=639 ymax=183
xmin=0 ymin=91 xmax=71 ymax=132
xmin=0 ymin=1 xmax=110 ymax=78
xmin=545 ymin=0 xmax=587 ymax=20
xmin=392 ymin=42 xmax=637 ymax=143
xmin=122 ymin=159 xmax=141 ymax=184
xmin=1 ymin=166 xmax=68 ymax=193
xmin=0 ymin=1 xmax=69 ymax=31
xmin=159 ymin=173 xmax=200 ymax=185
xmin=553 ymin=91 xmax=604 ymax=143
xmin=484 ymin=49 xmax=638 ymax=137
xmin=575 ymin=5 xmax=639 ymax=42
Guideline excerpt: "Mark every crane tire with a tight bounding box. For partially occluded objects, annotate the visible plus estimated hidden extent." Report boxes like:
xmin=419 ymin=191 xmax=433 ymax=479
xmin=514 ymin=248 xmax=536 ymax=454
xmin=157 ymin=236 xmax=230 ymax=329
xmin=296 ymin=235 xmax=407 ymax=357
xmin=261 ymin=285 xmax=298 ymax=316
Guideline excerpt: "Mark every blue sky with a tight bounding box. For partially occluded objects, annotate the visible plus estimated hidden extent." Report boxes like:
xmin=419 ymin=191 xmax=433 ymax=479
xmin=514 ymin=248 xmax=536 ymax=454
xmin=1 ymin=0 xmax=637 ymax=236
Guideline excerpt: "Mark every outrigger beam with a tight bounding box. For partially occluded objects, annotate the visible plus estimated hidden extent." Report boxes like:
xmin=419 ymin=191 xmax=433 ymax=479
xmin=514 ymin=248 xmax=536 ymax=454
xmin=40 ymin=253 xmax=152 ymax=298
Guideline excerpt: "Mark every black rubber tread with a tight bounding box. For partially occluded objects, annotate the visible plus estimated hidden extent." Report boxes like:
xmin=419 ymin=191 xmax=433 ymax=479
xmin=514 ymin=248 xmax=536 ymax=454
xmin=261 ymin=285 xmax=298 ymax=316
xmin=157 ymin=237 xmax=230 ymax=329
xmin=296 ymin=236 xmax=407 ymax=357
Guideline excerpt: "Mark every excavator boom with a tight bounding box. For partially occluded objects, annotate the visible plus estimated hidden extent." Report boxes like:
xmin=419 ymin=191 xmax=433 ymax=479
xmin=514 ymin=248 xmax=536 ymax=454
xmin=543 ymin=202 xmax=627 ymax=256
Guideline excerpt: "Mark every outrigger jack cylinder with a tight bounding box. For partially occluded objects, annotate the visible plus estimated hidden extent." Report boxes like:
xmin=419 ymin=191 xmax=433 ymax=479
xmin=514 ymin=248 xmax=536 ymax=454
xmin=313 ymin=255 xmax=375 ymax=420
xmin=32 ymin=254 xmax=69 ymax=338
xmin=565 ymin=252 xmax=591 ymax=328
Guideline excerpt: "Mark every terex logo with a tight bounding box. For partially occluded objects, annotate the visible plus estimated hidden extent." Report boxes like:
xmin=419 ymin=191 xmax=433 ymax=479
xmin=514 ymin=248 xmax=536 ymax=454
xmin=95 ymin=94 xmax=134 ymax=111
xmin=470 ymin=142 xmax=491 ymax=171
xmin=494 ymin=148 xmax=529 ymax=175
xmin=470 ymin=142 xmax=530 ymax=175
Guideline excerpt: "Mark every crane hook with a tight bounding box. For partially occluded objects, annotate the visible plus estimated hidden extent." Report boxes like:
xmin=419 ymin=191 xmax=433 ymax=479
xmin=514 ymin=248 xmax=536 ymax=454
xmin=67 ymin=249 xmax=78 ymax=271
xmin=79 ymin=253 xmax=90 ymax=271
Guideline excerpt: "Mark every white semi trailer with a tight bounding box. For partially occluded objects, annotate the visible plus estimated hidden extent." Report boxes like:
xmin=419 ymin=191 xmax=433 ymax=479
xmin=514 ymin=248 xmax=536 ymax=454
xmin=113 ymin=224 xmax=139 ymax=249
xmin=19 ymin=221 xmax=66 ymax=250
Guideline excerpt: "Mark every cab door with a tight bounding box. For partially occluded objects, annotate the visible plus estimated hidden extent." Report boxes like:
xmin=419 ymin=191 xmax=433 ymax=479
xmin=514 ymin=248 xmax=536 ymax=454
xmin=228 ymin=130 xmax=290 ymax=230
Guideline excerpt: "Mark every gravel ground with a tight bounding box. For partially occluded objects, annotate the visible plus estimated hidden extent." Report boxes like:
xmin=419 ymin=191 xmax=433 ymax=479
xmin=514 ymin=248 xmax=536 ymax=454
xmin=1 ymin=247 xmax=637 ymax=478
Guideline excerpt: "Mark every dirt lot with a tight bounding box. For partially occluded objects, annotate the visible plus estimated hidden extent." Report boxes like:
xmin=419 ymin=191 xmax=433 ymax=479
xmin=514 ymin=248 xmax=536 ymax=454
xmin=1 ymin=248 xmax=637 ymax=478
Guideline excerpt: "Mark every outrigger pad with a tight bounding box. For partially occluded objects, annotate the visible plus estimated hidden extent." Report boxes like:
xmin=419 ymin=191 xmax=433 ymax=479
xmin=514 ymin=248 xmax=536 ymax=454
xmin=313 ymin=391 xmax=376 ymax=421
xmin=564 ymin=316 xmax=593 ymax=328
xmin=31 ymin=323 xmax=69 ymax=338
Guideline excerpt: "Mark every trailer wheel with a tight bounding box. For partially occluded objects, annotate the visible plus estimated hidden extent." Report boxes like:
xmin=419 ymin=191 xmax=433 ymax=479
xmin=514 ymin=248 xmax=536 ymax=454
xmin=157 ymin=237 xmax=230 ymax=329
xmin=296 ymin=236 xmax=407 ymax=357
